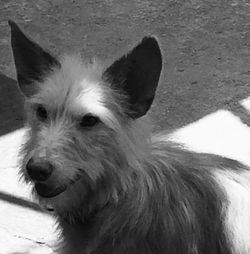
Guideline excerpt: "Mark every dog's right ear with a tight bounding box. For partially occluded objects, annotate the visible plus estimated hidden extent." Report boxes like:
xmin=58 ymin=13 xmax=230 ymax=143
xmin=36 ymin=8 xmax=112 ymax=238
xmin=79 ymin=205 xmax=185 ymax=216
xmin=103 ymin=37 xmax=162 ymax=118
xmin=8 ymin=20 xmax=60 ymax=97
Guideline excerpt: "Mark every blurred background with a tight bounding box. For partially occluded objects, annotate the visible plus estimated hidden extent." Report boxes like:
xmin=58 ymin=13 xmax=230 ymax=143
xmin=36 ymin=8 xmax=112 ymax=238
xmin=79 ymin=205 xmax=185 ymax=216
xmin=1 ymin=0 xmax=250 ymax=134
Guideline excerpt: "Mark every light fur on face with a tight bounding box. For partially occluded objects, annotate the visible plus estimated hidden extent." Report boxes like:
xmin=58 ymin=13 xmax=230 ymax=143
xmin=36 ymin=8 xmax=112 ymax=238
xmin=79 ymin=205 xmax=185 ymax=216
xmin=19 ymin=54 xmax=153 ymax=216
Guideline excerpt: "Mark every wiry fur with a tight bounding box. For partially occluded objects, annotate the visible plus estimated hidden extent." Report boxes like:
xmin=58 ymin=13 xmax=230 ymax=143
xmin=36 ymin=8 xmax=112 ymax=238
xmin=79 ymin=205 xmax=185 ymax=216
xmin=9 ymin=21 xmax=250 ymax=254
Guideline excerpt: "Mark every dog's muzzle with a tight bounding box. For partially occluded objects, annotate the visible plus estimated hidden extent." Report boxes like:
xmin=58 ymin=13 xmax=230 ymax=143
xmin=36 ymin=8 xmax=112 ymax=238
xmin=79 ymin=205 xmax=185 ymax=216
xmin=26 ymin=157 xmax=67 ymax=198
xmin=26 ymin=157 xmax=82 ymax=198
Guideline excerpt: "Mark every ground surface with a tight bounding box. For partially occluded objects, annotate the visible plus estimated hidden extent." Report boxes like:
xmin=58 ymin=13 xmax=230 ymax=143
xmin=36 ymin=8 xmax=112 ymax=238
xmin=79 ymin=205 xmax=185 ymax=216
xmin=1 ymin=0 xmax=250 ymax=131
xmin=1 ymin=0 xmax=250 ymax=253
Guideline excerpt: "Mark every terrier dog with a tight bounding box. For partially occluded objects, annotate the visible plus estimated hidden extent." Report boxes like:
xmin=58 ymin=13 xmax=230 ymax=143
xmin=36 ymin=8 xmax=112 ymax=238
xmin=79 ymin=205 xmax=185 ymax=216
xmin=9 ymin=20 xmax=250 ymax=254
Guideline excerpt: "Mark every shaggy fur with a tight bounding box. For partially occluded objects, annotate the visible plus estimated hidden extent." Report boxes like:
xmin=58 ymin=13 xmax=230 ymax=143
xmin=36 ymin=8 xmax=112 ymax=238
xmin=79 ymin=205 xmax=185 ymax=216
xmin=9 ymin=20 xmax=250 ymax=254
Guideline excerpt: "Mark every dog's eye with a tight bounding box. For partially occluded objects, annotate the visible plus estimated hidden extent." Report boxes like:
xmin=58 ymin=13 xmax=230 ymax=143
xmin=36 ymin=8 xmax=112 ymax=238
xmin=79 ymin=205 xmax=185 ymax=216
xmin=36 ymin=105 xmax=47 ymax=121
xmin=80 ymin=114 xmax=99 ymax=127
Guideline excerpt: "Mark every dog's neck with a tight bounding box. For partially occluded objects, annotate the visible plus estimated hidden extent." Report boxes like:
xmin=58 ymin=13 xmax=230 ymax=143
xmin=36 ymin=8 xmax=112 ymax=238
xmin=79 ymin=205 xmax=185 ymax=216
xmin=56 ymin=136 xmax=170 ymax=237
xmin=57 ymin=140 xmax=231 ymax=254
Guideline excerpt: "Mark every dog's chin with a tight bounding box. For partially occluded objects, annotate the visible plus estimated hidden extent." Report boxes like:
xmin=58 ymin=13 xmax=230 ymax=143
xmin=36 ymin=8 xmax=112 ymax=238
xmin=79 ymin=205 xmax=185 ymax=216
xmin=34 ymin=174 xmax=82 ymax=199
xmin=35 ymin=182 xmax=67 ymax=198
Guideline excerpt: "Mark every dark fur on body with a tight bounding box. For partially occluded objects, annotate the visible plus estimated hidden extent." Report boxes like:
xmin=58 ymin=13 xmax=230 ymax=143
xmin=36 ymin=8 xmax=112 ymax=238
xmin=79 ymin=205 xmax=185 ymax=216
xmin=59 ymin=145 xmax=239 ymax=254
xmin=8 ymin=20 xmax=246 ymax=254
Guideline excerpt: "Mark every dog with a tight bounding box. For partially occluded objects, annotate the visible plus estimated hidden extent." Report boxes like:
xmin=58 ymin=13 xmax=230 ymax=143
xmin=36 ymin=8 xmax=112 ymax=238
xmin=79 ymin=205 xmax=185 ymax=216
xmin=8 ymin=20 xmax=250 ymax=254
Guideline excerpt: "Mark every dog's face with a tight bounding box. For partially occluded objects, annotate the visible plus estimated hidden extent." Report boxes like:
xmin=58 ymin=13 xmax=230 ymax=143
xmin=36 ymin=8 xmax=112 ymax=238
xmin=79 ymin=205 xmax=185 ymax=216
xmin=9 ymin=21 xmax=162 ymax=214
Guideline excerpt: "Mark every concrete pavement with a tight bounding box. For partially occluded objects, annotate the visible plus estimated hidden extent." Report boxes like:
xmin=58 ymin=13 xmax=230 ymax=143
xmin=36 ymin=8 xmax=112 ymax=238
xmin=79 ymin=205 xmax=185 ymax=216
xmin=0 ymin=129 xmax=57 ymax=254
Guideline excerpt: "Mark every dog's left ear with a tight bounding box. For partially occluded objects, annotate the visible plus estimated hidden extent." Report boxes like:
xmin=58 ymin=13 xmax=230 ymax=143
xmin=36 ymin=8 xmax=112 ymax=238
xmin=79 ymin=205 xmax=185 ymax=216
xmin=8 ymin=20 xmax=60 ymax=97
xmin=103 ymin=36 xmax=162 ymax=118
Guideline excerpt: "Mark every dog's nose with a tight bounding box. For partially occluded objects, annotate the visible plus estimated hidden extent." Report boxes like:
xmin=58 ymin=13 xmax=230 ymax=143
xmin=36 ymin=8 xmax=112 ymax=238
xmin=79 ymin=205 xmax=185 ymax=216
xmin=26 ymin=158 xmax=53 ymax=182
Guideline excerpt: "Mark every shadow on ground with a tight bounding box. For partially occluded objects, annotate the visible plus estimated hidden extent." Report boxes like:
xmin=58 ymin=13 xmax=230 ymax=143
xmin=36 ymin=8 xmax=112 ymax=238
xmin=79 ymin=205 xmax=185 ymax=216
xmin=0 ymin=74 xmax=24 ymax=136
xmin=0 ymin=191 xmax=44 ymax=213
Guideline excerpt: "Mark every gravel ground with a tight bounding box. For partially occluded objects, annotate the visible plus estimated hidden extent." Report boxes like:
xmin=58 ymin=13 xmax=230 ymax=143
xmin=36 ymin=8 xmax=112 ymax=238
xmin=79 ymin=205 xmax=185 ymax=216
xmin=0 ymin=0 xmax=250 ymax=132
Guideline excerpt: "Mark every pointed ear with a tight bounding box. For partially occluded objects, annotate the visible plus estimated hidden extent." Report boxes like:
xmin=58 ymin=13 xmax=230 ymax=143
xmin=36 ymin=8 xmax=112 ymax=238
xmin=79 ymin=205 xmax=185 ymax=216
xmin=103 ymin=36 xmax=162 ymax=118
xmin=8 ymin=20 xmax=60 ymax=97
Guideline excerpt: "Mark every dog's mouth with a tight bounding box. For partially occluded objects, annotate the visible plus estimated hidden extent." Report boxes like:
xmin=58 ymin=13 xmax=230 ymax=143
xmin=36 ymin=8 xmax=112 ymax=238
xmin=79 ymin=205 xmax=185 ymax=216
xmin=35 ymin=174 xmax=82 ymax=198
xmin=35 ymin=182 xmax=67 ymax=198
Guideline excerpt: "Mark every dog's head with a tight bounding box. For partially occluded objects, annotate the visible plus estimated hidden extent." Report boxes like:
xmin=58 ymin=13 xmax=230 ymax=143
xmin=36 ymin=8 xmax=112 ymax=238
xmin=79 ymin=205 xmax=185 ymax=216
xmin=9 ymin=21 xmax=162 ymax=215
